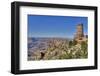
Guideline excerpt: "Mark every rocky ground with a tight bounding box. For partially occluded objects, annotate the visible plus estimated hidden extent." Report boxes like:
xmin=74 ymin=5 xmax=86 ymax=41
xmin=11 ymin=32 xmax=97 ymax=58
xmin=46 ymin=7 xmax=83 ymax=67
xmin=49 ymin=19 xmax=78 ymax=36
xmin=28 ymin=38 xmax=88 ymax=61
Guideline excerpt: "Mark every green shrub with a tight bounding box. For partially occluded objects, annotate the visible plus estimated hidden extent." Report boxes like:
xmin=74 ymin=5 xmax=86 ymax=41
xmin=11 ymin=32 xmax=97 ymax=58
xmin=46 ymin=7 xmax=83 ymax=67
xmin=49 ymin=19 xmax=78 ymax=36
xmin=81 ymin=42 xmax=88 ymax=58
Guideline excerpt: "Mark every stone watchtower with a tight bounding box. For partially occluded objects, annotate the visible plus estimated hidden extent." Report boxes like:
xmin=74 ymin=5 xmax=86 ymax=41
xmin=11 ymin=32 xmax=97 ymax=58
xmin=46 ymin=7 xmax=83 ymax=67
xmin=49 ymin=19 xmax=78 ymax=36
xmin=74 ymin=23 xmax=85 ymax=44
xmin=76 ymin=24 xmax=84 ymax=40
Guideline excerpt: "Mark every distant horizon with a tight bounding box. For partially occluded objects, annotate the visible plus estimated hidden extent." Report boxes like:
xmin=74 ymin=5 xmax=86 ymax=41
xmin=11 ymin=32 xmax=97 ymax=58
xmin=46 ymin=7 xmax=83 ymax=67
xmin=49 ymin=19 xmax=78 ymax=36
xmin=28 ymin=15 xmax=88 ymax=38
xmin=28 ymin=36 xmax=74 ymax=39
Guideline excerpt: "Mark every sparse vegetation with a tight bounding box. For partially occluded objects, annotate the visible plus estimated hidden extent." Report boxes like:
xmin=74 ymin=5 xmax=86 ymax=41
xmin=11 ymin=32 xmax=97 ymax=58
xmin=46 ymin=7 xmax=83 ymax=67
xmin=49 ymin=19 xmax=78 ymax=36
xmin=28 ymin=38 xmax=88 ymax=60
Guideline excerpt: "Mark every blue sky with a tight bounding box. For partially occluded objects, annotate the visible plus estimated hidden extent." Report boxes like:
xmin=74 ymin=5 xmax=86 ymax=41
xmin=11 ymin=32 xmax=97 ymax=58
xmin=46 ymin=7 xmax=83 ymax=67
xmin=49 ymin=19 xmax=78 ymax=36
xmin=28 ymin=15 xmax=88 ymax=38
